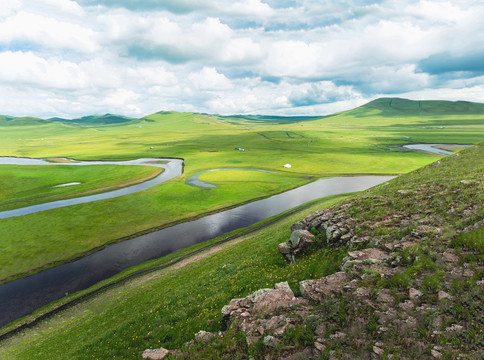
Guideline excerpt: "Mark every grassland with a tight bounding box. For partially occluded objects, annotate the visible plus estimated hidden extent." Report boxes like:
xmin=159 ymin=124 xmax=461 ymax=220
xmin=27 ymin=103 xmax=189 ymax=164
xmin=0 ymin=194 xmax=350 ymax=360
xmin=0 ymin=165 xmax=161 ymax=212
xmin=0 ymin=143 xmax=481 ymax=360
xmin=0 ymin=98 xmax=482 ymax=283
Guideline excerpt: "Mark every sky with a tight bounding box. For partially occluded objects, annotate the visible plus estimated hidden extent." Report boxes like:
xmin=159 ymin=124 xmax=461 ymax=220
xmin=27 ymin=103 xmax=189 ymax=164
xmin=1 ymin=0 xmax=484 ymax=118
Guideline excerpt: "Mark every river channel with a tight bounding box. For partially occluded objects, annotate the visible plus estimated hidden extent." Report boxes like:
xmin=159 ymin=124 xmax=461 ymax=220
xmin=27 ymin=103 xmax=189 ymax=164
xmin=0 ymin=175 xmax=395 ymax=327
xmin=0 ymin=143 xmax=453 ymax=327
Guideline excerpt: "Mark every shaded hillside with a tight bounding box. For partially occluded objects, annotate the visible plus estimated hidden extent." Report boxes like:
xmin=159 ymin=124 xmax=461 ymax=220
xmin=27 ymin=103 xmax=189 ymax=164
xmin=0 ymin=116 xmax=49 ymax=126
xmin=49 ymin=114 xmax=137 ymax=125
xmin=0 ymin=114 xmax=137 ymax=126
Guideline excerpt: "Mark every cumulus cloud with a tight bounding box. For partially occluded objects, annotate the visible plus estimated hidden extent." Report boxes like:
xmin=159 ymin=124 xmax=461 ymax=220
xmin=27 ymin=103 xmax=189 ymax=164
xmin=188 ymin=67 xmax=232 ymax=90
xmin=2 ymin=0 xmax=484 ymax=117
xmin=0 ymin=12 xmax=98 ymax=53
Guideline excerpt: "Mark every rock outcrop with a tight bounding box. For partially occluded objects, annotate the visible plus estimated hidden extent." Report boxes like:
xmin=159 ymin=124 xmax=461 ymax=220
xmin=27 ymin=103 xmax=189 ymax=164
xmin=148 ymin=146 xmax=483 ymax=359
xmin=277 ymin=229 xmax=315 ymax=262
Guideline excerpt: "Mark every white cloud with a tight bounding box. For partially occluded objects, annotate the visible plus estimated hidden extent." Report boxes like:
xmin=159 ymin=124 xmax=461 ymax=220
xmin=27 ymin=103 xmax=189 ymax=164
xmin=189 ymin=67 xmax=232 ymax=90
xmin=31 ymin=0 xmax=85 ymax=16
xmin=0 ymin=51 xmax=88 ymax=89
xmin=0 ymin=12 xmax=98 ymax=52
xmin=361 ymin=64 xmax=431 ymax=93
xmin=227 ymin=0 xmax=274 ymax=17
xmin=396 ymin=85 xmax=484 ymax=104
xmin=2 ymin=0 xmax=484 ymax=117
xmin=0 ymin=0 xmax=21 ymax=19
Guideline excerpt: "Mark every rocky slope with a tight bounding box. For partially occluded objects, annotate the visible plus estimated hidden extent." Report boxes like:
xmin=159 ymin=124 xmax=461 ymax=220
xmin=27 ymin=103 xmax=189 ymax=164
xmin=143 ymin=144 xmax=483 ymax=359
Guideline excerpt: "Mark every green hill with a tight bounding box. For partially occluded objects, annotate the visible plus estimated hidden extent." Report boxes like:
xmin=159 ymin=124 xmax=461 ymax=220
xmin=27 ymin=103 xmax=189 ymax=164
xmin=2 ymin=97 xmax=484 ymax=128
xmin=49 ymin=114 xmax=137 ymax=125
xmin=0 ymin=116 xmax=50 ymax=126
xmin=348 ymin=97 xmax=484 ymax=117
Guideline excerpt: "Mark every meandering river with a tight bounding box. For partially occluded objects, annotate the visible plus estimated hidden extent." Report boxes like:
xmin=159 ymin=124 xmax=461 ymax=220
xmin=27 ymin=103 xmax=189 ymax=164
xmin=0 ymin=157 xmax=184 ymax=219
xmin=0 ymin=175 xmax=395 ymax=327
xmin=0 ymin=143 xmax=456 ymax=327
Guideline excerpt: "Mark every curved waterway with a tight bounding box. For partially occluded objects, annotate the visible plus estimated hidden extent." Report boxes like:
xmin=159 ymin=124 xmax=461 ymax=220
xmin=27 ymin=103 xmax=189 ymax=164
xmin=0 ymin=175 xmax=395 ymax=327
xmin=186 ymin=168 xmax=276 ymax=188
xmin=402 ymin=143 xmax=453 ymax=155
xmin=0 ymin=157 xmax=184 ymax=219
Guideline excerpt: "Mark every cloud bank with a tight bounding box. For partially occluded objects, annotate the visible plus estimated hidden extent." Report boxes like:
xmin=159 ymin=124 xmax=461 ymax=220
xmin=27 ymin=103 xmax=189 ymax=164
xmin=1 ymin=0 xmax=484 ymax=117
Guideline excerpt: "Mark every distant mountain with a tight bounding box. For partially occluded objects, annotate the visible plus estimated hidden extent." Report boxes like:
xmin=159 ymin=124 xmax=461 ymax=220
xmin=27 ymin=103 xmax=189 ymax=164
xmin=2 ymin=98 xmax=484 ymax=126
xmin=0 ymin=116 xmax=50 ymax=126
xmin=49 ymin=114 xmax=137 ymax=125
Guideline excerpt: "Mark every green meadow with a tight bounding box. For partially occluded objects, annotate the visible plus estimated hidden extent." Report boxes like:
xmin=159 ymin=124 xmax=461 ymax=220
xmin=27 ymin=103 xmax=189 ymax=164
xmin=0 ymin=97 xmax=483 ymax=283
xmin=0 ymin=165 xmax=161 ymax=212
xmin=0 ymin=143 xmax=481 ymax=360
xmin=0 ymin=195 xmax=349 ymax=360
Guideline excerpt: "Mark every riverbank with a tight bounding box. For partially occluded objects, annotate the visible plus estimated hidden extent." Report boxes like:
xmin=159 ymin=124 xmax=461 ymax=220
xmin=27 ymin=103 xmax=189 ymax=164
xmin=0 ymin=164 xmax=162 ymax=212
xmin=0 ymin=144 xmax=481 ymax=360
xmin=0 ymin=193 xmax=351 ymax=341
xmin=0 ymin=175 xmax=394 ymax=327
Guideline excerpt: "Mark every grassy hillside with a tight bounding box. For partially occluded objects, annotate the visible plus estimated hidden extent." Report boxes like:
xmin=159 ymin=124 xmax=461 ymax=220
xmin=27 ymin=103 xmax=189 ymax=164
xmin=349 ymin=97 xmax=484 ymax=117
xmin=0 ymin=143 xmax=481 ymax=359
xmin=0 ymin=99 xmax=482 ymax=282
xmin=49 ymin=114 xmax=137 ymax=125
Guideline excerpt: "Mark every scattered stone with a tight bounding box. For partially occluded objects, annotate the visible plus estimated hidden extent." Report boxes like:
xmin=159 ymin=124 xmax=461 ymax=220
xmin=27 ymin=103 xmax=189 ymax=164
xmin=397 ymin=189 xmax=411 ymax=194
xmin=194 ymin=330 xmax=215 ymax=343
xmin=438 ymin=291 xmax=453 ymax=301
xmin=246 ymin=336 xmax=261 ymax=345
xmin=141 ymin=347 xmax=170 ymax=360
xmin=442 ymin=249 xmax=459 ymax=263
xmin=355 ymin=287 xmax=371 ymax=298
xmin=399 ymin=300 xmax=415 ymax=311
xmin=222 ymin=281 xmax=305 ymax=322
xmin=431 ymin=349 xmax=442 ymax=359
xmin=299 ymin=272 xmax=348 ymax=302
xmin=377 ymin=289 xmax=394 ymax=304
xmin=463 ymin=268 xmax=474 ymax=277
xmin=409 ymin=288 xmax=423 ymax=300
xmin=314 ymin=341 xmax=326 ymax=352
xmin=274 ymin=323 xmax=293 ymax=336
xmin=460 ymin=180 xmax=473 ymax=185
xmin=445 ymin=324 xmax=464 ymax=332
xmin=266 ymin=315 xmax=286 ymax=330
xmin=280 ymin=347 xmax=314 ymax=360
xmin=278 ymin=230 xmax=315 ymax=262
xmin=329 ymin=331 xmax=346 ymax=340
xmin=263 ymin=335 xmax=279 ymax=347
xmin=346 ymin=248 xmax=390 ymax=263
xmin=373 ymin=345 xmax=385 ymax=356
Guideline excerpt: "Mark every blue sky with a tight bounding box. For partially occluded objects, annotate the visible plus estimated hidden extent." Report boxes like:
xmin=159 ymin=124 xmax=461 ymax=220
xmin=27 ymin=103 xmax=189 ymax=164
xmin=1 ymin=0 xmax=484 ymax=118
